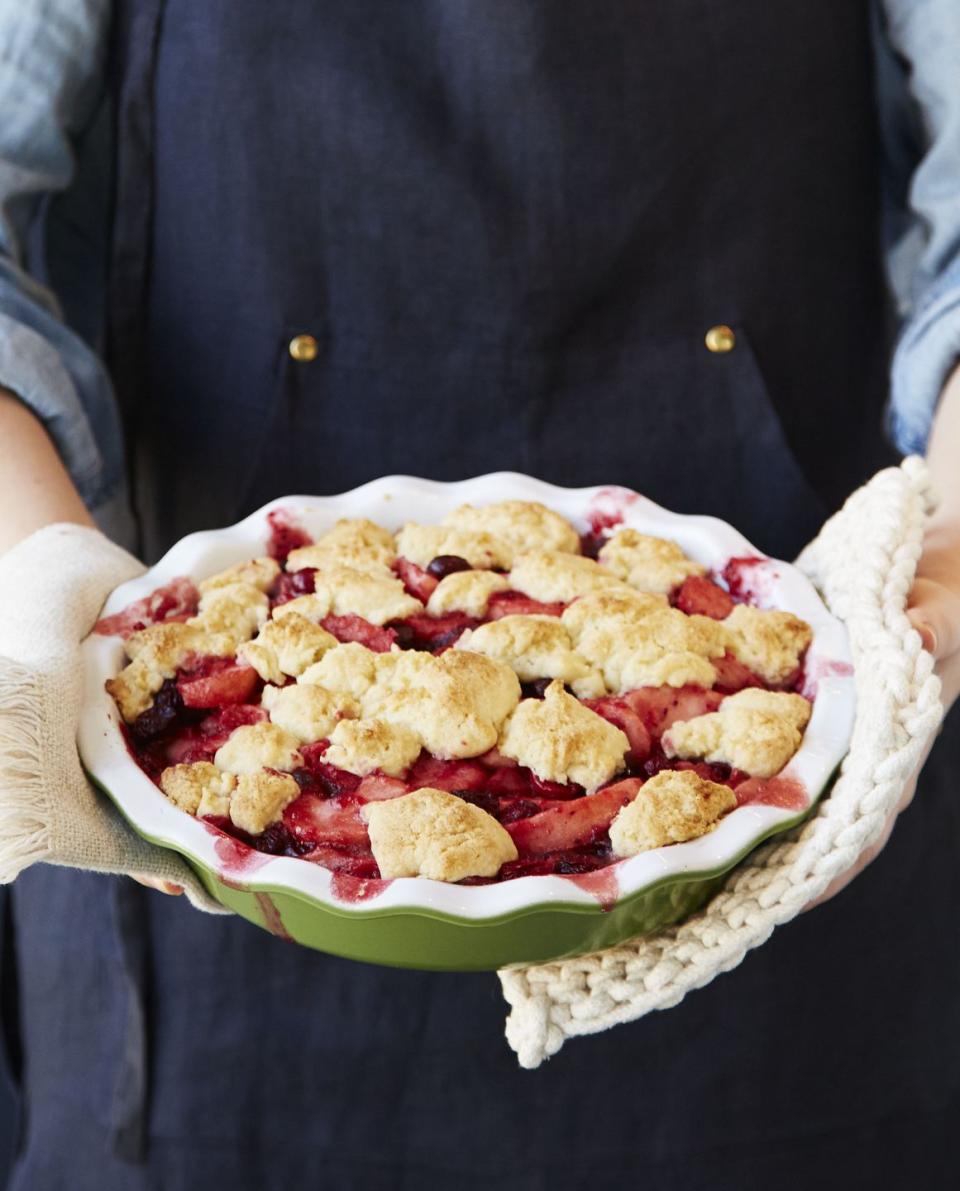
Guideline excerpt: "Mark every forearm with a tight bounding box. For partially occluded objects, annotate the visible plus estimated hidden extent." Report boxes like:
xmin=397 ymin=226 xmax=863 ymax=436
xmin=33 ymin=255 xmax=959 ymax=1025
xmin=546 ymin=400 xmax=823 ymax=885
xmin=0 ymin=386 xmax=92 ymax=553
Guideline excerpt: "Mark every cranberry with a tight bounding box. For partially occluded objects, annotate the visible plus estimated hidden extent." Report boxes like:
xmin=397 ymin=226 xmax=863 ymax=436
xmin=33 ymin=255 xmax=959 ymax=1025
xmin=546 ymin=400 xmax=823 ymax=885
xmin=451 ymin=789 xmax=500 ymax=819
xmin=579 ymin=532 xmax=606 ymax=560
xmin=389 ymin=622 xmax=417 ymax=650
xmin=257 ymin=823 xmax=314 ymax=857
xmin=131 ymin=679 xmax=189 ymax=742
xmin=498 ymin=798 xmax=543 ymax=824
xmin=398 ymin=612 xmax=478 ymax=652
xmin=426 ymin=554 xmax=472 ymax=580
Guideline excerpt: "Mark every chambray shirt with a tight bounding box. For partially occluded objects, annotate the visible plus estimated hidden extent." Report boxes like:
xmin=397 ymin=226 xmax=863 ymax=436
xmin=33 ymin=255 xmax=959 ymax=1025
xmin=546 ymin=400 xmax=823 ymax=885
xmin=1 ymin=0 xmax=959 ymax=539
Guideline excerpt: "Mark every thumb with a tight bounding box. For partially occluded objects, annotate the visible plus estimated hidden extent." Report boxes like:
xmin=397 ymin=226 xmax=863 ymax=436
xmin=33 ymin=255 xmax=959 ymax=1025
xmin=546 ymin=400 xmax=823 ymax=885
xmin=907 ymin=577 xmax=960 ymax=660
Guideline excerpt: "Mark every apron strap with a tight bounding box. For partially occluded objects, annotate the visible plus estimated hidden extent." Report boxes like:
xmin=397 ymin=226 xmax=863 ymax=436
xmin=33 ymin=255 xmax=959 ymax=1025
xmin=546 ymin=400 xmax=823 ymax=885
xmin=109 ymin=881 xmax=151 ymax=1164
xmin=0 ymin=888 xmax=24 ymax=1158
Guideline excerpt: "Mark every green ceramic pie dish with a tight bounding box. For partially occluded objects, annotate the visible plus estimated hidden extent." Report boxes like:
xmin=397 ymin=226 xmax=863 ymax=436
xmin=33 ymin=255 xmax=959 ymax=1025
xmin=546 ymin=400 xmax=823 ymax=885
xmin=78 ymin=474 xmax=854 ymax=971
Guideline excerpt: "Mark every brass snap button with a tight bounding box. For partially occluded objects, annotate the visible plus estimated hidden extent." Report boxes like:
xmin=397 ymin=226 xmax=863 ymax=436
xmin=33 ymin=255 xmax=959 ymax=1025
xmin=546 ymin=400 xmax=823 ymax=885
xmin=288 ymin=333 xmax=319 ymax=362
xmin=705 ymin=324 xmax=736 ymax=354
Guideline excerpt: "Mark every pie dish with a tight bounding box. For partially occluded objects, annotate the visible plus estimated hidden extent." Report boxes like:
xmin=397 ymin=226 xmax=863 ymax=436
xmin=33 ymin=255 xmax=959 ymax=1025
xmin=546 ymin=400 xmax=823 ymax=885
xmin=78 ymin=474 xmax=854 ymax=970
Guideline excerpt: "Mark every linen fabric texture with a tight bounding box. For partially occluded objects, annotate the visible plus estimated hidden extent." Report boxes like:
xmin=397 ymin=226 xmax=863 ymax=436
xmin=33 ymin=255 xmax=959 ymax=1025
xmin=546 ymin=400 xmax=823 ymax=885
xmin=0 ymin=523 xmax=224 ymax=911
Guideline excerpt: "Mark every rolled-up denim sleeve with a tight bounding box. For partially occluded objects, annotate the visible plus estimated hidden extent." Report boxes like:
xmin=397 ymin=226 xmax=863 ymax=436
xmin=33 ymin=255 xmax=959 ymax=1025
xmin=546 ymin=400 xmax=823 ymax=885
xmin=0 ymin=0 xmax=127 ymax=525
xmin=880 ymin=0 xmax=960 ymax=453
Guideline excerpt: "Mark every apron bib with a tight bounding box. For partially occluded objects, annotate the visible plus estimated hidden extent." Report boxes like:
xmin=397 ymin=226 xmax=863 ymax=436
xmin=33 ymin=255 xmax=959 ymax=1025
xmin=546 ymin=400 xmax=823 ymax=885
xmin=9 ymin=3 xmax=958 ymax=1188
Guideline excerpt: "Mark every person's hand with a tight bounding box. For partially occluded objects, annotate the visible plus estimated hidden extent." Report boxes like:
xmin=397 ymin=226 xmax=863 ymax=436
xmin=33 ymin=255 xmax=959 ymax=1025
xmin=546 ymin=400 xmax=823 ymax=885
xmin=131 ymin=875 xmax=185 ymax=895
xmin=808 ymin=525 xmax=960 ymax=907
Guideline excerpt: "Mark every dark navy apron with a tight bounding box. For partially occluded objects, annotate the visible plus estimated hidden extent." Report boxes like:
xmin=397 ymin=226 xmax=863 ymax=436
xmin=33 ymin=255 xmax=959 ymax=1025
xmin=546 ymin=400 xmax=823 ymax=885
xmin=6 ymin=2 xmax=960 ymax=1187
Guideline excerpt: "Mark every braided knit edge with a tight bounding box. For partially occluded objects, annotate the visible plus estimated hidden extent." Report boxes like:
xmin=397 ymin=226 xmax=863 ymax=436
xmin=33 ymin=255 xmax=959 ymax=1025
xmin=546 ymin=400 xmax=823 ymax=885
xmin=499 ymin=458 xmax=942 ymax=1069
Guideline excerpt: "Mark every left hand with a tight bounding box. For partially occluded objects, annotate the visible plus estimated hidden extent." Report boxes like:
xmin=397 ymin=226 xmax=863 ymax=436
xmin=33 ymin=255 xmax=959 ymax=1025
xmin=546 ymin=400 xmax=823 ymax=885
xmin=808 ymin=525 xmax=960 ymax=907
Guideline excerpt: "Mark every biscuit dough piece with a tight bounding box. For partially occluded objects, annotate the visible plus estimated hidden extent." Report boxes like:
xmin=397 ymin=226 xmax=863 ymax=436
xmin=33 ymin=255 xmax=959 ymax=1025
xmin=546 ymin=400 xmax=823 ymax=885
xmin=286 ymin=518 xmax=397 ymax=575
xmin=662 ymin=688 xmax=812 ymax=778
xmin=311 ymin=566 xmax=423 ymax=625
xmin=361 ymin=787 xmax=518 ymax=882
xmin=598 ymin=529 xmax=706 ymax=595
xmin=561 ymin=588 xmax=667 ymax=639
xmin=230 ymin=771 xmax=300 ymax=835
xmin=723 ymin=604 xmax=813 ymax=686
xmin=498 ymin=679 xmax=629 ymax=790
xmin=159 ymin=762 xmax=237 ymax=818
xmin=191 ymin=582 xmax=269 ymax=644
xmin=456 ymin=615 xmax=605 ymax=698
xmin=297 ymin=642 xmax=383 ymax=701
xmin=214 ymin=722 xmax=304 ymax=775
xmin=107 ymin=622 xmax=233 ymax=721
xmin=238 ymin=612 xmax=338 ymax=684
xmin=262 ymin=682 xmax=356 ymax=743
xmin=426 ymin=570 xmax=511 ymax=617
xmin=609 ymin=770 xmax=737 ymax=856
xmin=367 ymin=650 xmax=521 ymax=758
xmin=324 ymin=718 xmax=422 ymax=777
xmin=394 ymin=524 xmax=513 ymax=570
xmin=571 ymin=605 xmax=728 ymax=692
xmin=272 ymin=593 xmax=333 ymax=622
xmin=508 ymin=550 xmax=627 ymax=604
xmin=443 ymin=500 xmax=581 ymax=555
xmin=198 ymin=557 xmax=280 ymax=594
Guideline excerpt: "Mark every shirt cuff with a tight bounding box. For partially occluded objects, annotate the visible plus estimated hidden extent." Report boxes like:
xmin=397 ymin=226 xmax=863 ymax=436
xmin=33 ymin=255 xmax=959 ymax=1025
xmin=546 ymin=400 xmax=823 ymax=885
xmin=889 ymin=255 xmax=960 ymax=454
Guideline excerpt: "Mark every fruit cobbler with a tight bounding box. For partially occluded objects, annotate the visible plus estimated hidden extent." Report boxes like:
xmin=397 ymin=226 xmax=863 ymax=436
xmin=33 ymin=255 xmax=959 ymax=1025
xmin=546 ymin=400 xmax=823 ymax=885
xmin=97 ymin=500 xmax=815 ymax=887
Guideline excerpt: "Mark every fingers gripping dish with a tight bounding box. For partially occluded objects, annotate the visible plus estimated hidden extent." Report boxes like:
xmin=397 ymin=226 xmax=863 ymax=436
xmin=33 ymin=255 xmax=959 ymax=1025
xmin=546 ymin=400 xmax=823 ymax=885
xmin=98 ymin=498 xmax=819 ymax=889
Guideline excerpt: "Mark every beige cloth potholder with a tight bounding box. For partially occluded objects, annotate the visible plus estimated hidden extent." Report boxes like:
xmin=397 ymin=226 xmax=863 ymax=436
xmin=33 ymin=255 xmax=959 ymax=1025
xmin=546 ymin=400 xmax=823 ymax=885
xmin=498 ymin=457 xmax=943 ymax=1068
xmin=0 ymin=524 xmax=226 ymax=911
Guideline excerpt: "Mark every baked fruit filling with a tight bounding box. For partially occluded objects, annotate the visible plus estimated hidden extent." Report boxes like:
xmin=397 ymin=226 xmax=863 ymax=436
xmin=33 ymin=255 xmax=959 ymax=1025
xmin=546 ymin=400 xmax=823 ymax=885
xmin=99 ymin=500 xmax=815 ymax=886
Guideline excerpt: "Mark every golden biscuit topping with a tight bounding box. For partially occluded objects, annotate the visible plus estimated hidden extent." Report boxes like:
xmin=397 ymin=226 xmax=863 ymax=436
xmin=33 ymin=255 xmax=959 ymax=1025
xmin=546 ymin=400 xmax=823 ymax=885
xmin=160 ymin=762 xmax=236 ymax=817
xmin=560 ymin=588 xmax=667 ymax=638
xmin=365 ymin=650 xmax=521 ymax=759
xmin=191 ymin=582 xmax=270 ymax=644
xmin=286 ymin=518 xmax=397 ymax=575
xmin=262 ymin=682 xmax=356 ymax=743
xmin=108 ymin=622 xmax=235 ymax=721
xmin=361 ymin=787 xmax=517 ymax=881
xmin=598 ymin=529 xmax=706 ymax=595
xmin=198 ymin=557 xmax=280 ymax=594
xmin=456 ymin=615 xmax=605 ymax=698
xmin=609 ymin=770 xmax=737 ymax=856
xmin=230 ymin=771 xmax=300 ymax=836
xmin=426 ymin=569 xmax=510 ymax=617
xmin=312 ymin=566 xmax=422 ymax=625
xmin=498 ymin=679 xmax=629 ymax=790
xmin=297 ymin=641 xmax=383 ymax=700
xmin=723 ymin=604 xmax=813 ymax=686
xmin=571 ymin=606 xmax=728 ymax=692
xmin=324 ymin=718 xmax=423 ymax=777
xmin=213 ymin=722 xmax=304 ymax=775
xmin=395 ymin=524 xmax=514 ymax=570
xmin=508 ymin=550 xmax=627 ymax=604
xmin=443 ymin=500 xmax=580 ymax=555
xmin=662 ymin=688 xmax=812 ymax=778
xmin=238 ymin=612 xmax=338 ymax=684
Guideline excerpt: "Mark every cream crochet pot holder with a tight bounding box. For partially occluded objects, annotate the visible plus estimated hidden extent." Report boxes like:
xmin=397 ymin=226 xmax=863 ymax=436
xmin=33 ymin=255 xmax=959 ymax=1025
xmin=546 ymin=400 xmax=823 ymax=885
xmin=499 ymin=457 xmax=943 ymax=1068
